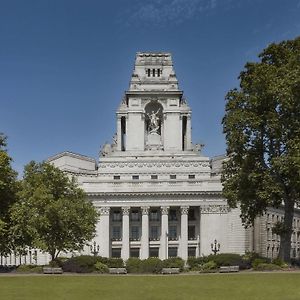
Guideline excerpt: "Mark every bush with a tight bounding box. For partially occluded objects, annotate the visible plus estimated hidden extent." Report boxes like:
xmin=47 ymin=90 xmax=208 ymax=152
xmin=53 ymin=257 xmax=69 ymax=267
xmin=201 ymin=261 xmax=217 ymax=271
xmin=272 ymin=258 xmax=285 ymax=267
xmin=253 ymin=263 xmax=282 ymax=271
xmin=94 ymin=262 xmax=109 ymax=273
xmin=291 ymin=258 xmax=300 ymax=267
xmin=141 ymin=258 xmax=163 ymax=274
xmin=208 ymin=253 xmax=248 ymax=270
xmin=62 ymin=255 xmax=99 ymax=273
xmin=16 ymin=265 xmax=42 ymax=273
xmin=187 ymin=257 xmax=209 ymax=270
xmin=105 ymin=258 xmax=124 ymax=268
xmin=162 ymin=257 xmax=184 ymax=271
xmin=126 ymin=258 xmax=143 ymax=273
xmin=252 ymin=258 xmax=269 ymax=269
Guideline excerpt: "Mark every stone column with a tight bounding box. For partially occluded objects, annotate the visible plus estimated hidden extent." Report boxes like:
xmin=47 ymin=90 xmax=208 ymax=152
xmin=98 ymin=207 xmax=110 ymax=257
xmin=180 ymin=206 xmax=189 ymax=260
xmin=117 ymin=116 xmax=122 ymax=151
xmin=160 ymin=206 xmax=169 ymax=260
xmin=141 ymin=206 xmax=150 ymax=259
xmin=186 ymin=115 xmax=192 ymax=150
xmin=121 ymin=207 xmax=130 ymax=260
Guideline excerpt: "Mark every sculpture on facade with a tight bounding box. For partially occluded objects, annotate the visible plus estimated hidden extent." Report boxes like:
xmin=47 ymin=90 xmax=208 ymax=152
xmin=146 ymin=108 xmax=161 ymax=134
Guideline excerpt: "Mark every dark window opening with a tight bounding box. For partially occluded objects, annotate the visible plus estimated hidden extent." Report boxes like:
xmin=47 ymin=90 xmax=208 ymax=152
xmin=188 ymin=247 xmax=196 ymax=257
xmin=150 ymin=210 xmax=159 ymax=222
xmin=182 ymin=116 xmax=187 ymax=150
xmin=188 ymin=209 xmax=196 ymax=221
xmin=169 ymin=226 xmax=177 ymax=240
xmin=130 ymin=248 xmax=140 ymax=258
xmin=169 ymin=209 xmax=177 ymax=221
xmin=132 ymin=175 xmax=139 ymax=180
xmin=170 ymin=174 xmax=176 ymax=180
xmin=152 ymin=69 xmax=155 ymax=77
xmin=150 ymin=226 xmax=159 ymax=240
xmin=114 ymin=175 xmax=120 ymax=180
xmin=188 ymin=174 xmax=195 ymax=179
xmin=112 ymin=248 xmax=121 ymax=258
xmin=121 ymin=116 xmax=126 ymax=151
xmin=147 ymin=69 xmax=151 ymax=77
xmin=157 ymin=69 xmax=161 ymax=77
xmin=188 ymin=225 xmax=196 ymax=239
xmin=131 ymin=210 xmax=140 ymax=222
xmin=149 ymin=247 xmax=159 ymax=257
xmin=168 ymin=247 xmax=178 ymax=257
xmin=151 ymin=175 xmax=158 ymax=180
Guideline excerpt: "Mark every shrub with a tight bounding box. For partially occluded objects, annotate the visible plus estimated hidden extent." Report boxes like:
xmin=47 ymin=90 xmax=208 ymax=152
xmin=16 ymin=265 xmax=42 ymax=273
xmin=162 ymin=257 xmax=184 ymax=271
xmin=141 ymin=258 xmax=163 ymax=273
xmin=208 ymin=253 xmax=248 ymax=269
xmin=291 ymin=258 xmax=300 ymax=267
xmin=106 ymin=258 xmax=124 ymax=268
xmin=187 ymin=257 xmax=209 ymax=270
xmin=201 ymin=261 xmax=217 ymax=271
xmin=252 ymin=258 xmax=269 ymax=269
xmin=53 ymin=257 xmax=69 ymax=267
xmin=94 ymin=262 xmax=109 ymax=273
xmin=126 ymin=258 xmax=142 ymax=273
xmin=272 ymin=258 xmax=286 ymax=267
xmin=62 ymin=255 xmax=99 ymax=273
xmin=253 ymin=263 xmax=282 ymax=271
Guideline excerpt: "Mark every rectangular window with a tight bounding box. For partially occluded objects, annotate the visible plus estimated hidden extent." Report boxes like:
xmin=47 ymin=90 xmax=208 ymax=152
xmin=169 ymin=209 xmax=177 ymax=221
xmin=113 ymin=175 xmax=120 ymax=180
xmin=188 ymin=247 xmax=196 ymax=257
xmin=130 ymin=248 xmax=140 ymax=258
xmin=188 ymin=174 xmax=195 ymax=179
xmin=132 ymin=175 xmax=139 ymax=180
xmin=188 ymin=225 xmax=196 ymax=240
xmin=151 ymin=175 xmax=158 ymax=180
xmin=150 ymin=226 xmax=159 ymax=240
xmin=168 ymin=247 xmax=178 ymax=257
xmin=188 ymin=208 xmax=196 ymax=221
xmin=131 ymin=226 xmax=140 ymax=240
xmin=112 ymin=226 xmax=121 ymax=240
xmin=152 ymin=69 xmax=155 ymax=77
xmin=157 ymin=69 xmax=161 ymax=77
xmin=170 ymin=174 xmax=176 ymax=180
xmin=112 ymin=211 xmax=121 ymax=221
xmin=150 ymin=210 xmax=159 ymax=221
xmin=169 ymin=226 xmax=177 ymax=240
xmin=149 ymin=247 xmax=159 ymax=257
xmin=147 ymin=69 xmax=151 ymax=77
xmin=111 ymin=248 xmax=121 ymax=258
xmin=131 ymin=210 xmax=140 ymax=221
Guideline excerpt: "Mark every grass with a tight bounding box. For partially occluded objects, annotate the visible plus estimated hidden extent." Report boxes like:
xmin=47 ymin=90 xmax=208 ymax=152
xmin=1 ymin=273 xmax=300 ymax=300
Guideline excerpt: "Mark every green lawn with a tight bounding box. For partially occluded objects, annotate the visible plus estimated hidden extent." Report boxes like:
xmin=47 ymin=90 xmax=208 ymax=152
xmin=1 ymin=273 xmax=300 ymax=300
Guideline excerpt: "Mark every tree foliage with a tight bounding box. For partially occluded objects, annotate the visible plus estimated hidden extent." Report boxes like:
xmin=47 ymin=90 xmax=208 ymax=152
xmin=11 ymin=162 xmax=99 ymax=260
xmin=222 ymin=37 xmax=300 ymax=262
xmin=0 ymin=133 xmax=18 ymax=255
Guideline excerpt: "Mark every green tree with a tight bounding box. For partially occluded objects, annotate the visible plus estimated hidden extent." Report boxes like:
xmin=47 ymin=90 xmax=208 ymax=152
xmin=11 ymin=161 xmax=99 ymax=261
xmin=0 ymin=133 xmax=18 ymax=256
xmin=222 ymin=37 xmax=300 ymax=262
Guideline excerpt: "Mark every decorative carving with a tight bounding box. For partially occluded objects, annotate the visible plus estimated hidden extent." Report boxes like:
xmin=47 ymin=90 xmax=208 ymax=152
xmin=161 ymin=206 xmax=170 ymax=215
xmin=99 ymin=207 xmax=110 ymax=215
xmin=200 ymin=205 xmax=230 ymax=214
xmin=141 ymin=206 xmax=150 ymax=215
xmin=180 ymin=206 xmax=189 ymax=215
xmin=122 ymin=207 xmax=130 ymax=216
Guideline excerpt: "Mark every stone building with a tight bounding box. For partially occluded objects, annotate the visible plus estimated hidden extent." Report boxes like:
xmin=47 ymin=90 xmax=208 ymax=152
xmin=47 ymin=52 xmax=248 ymax=260
xmin=4 ymin=52 xmax=299 ymax=266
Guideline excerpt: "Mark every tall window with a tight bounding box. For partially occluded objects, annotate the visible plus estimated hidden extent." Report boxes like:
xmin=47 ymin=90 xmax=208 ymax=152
xmin=169 ymin=209 xmax=177 ymax=221
xmin=150 ymin=226 xmax=159 ymax=240
xmin=150 ymin=209 xmax=159 ymax=221
xmin=188 ymin=225 xmax=196 ymax=240
xmin=112 ymin=226 xmax=121 ymax=240
xmin=131 ymin=210 xmax=140 ymax=221
xmin=131 ymin=226 xmax=140 ymax=240
xmin=169 ymin=226 xmax=177 ymax=240
xmin=112 ymin=210 xmax=121 ymax=221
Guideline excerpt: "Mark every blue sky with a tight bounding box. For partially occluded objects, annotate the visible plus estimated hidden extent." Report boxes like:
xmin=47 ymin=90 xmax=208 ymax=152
xmin=0 ymin=0 xmax=299 ymax=176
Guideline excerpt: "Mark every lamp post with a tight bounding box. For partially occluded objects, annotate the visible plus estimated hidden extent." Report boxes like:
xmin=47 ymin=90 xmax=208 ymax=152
xmin=211 ymin=239 xmax=220 ymax=255
xmin=90 ymin=241 xmax=100 ymax=256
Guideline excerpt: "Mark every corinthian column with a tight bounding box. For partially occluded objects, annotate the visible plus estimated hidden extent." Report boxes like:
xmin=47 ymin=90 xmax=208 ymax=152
xmin=180 ymin=206 xmax=189 ymax=260
xmin=121 ymin=207 xmax=130 ymax=260
xmin=160 ymin=206 xmax=169 ymax=260
xmin=97 ymin=207 xmax=110 ymax=257
xmin=141 ymin=206 xmax=150 ymax=259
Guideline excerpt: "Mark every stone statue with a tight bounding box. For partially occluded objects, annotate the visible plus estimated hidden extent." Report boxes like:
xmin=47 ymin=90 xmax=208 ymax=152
xmin=146 ymin=108 xmax=160 ymax=134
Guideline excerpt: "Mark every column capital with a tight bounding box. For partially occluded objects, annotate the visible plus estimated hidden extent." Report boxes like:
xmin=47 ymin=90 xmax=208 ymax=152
xmin=122 ymin=207 xmax=130 ymax=216
xmin=161 ymin=206 xmax=170 ymax=215
xmin=141 ymin=206 xmax=150 ymax=215
xmin=180 ymin=206 xmax=189 ymax=215
xmin=99 ymin=207 xmax=110 ymax=215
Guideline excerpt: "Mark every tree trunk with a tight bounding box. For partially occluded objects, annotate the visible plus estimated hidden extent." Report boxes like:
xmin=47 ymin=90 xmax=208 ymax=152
xmin=278 ymin=199 xmax=294 ymax=263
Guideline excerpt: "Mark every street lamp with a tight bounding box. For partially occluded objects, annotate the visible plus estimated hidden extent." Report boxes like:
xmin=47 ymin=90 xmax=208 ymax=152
xmin=211 ymin=239 xmax=220 ymax=255
xmin=90 ymin=241 xmax=100 ymax=256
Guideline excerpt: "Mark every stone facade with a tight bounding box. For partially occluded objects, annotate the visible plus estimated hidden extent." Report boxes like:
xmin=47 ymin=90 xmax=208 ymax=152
xmin=3 ymin=52 xmax=299 ymax=265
